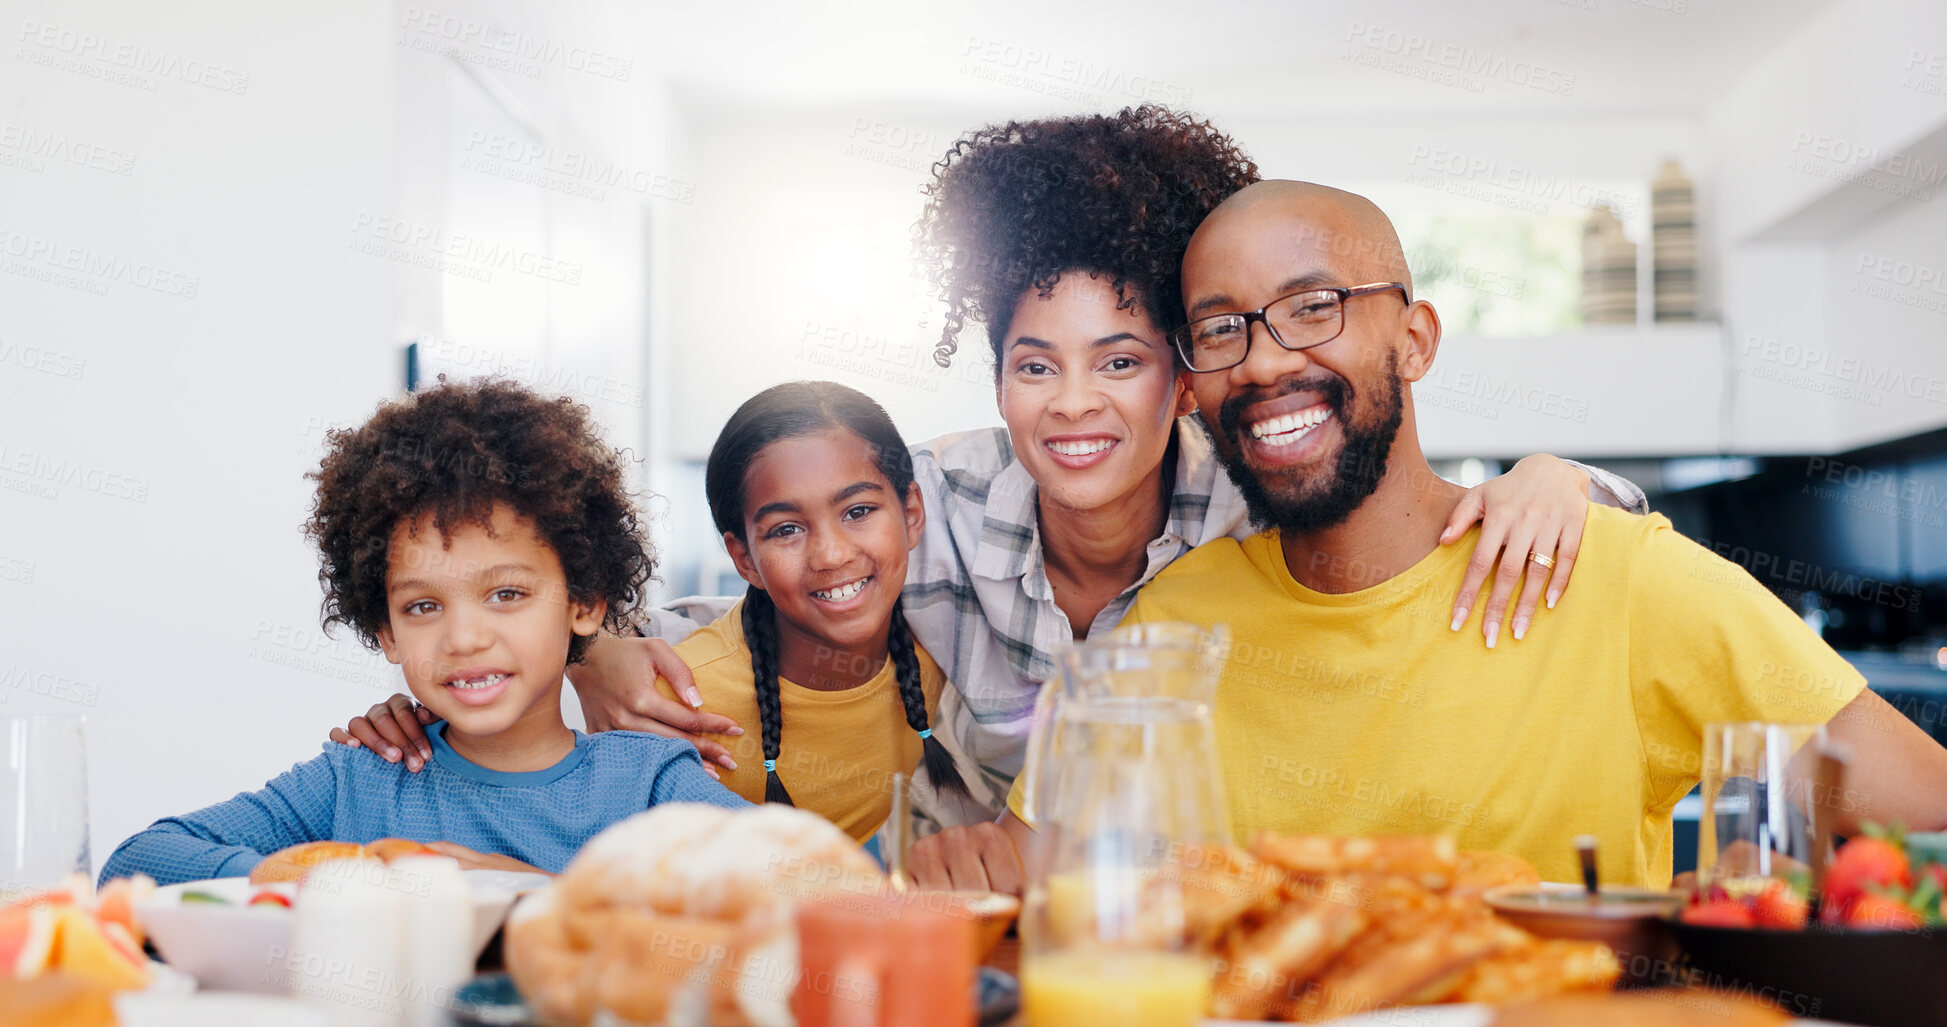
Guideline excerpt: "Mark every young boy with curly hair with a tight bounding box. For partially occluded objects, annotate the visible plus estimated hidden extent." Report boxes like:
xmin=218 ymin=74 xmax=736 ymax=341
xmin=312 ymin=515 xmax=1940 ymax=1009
xmin=101 ymin=379 xmax=743 ymax=885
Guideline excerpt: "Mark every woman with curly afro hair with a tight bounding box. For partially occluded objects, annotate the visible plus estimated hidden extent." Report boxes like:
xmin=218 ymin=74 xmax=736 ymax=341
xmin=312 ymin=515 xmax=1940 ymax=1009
xmin=363 ymin=109 xmax=1647 ymax=888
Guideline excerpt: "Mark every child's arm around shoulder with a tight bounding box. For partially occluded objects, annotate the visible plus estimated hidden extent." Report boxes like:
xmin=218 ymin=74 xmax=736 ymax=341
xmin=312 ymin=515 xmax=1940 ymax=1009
xmin=98 ymin=742 xmax=368 ymax=887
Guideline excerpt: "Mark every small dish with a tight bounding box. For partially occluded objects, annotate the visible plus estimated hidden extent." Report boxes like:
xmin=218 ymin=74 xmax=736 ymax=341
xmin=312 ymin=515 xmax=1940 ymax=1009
xmin=941 ymin=890 xmax=1022 ymax=961
xmin=1485 ymin=882 xmax=1682 ymax=981
xmin=137 ymin=870 xmax=548 ymax=993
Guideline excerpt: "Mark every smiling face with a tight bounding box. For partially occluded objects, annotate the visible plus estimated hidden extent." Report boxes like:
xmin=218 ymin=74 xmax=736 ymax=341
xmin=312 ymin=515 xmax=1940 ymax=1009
xmin=725 ymin=429 xmax=925 ymax=678
xmin=997 ymin=273 xmax=1196 ymax=515
xmin=1180 ymin=185 xmax=1430 ymax=534
xmin=377 ymin=503 xmax=604 ymax=745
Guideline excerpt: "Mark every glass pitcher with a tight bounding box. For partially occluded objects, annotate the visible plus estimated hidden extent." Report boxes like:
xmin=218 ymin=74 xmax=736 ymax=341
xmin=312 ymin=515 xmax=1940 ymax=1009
xmin=1017 ymin=622 xmax=1231 ymax=1027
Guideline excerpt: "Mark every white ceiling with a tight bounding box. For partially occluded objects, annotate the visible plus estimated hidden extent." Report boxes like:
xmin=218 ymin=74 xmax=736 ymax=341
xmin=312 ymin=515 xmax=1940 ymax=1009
xmin=644 ymin=0 xmax=1839 ymax=119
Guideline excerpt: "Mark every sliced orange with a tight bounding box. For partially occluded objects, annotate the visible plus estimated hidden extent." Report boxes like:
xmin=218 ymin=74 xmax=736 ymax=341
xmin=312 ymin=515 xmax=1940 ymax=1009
xmin=92 ymin=876 xmax=154 ymax=948
xmin=48 ymin=909 xmax=149 ymax=990
xmin=0 ymin=905 xmax=58 ymax=977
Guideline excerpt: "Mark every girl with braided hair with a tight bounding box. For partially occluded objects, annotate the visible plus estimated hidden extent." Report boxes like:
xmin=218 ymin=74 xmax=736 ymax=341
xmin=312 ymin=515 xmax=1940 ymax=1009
xmin=674 ymin=380 xmax=967 ymax=840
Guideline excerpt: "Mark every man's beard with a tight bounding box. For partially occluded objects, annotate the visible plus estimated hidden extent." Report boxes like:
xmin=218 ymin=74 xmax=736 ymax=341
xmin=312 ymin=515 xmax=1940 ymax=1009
xmin=1209 ymin=352 xmax=1405 ymax=535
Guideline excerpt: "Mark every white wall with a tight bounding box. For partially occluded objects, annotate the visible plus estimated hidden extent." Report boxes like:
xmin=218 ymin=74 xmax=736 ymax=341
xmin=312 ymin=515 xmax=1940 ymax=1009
xmin=664 ymin=107 xmax=1005 ymax=464
xmin=655 ymin=107 xmax=1015 ymax=591
xmin=1704 ymin=0 xmax=1947 ymax=454
xmin=0 ymin=0 xmax=403 ymax=871
xmin=1230 ymin=111 xmax=1698 ymax=191
xmin=0 ymin=0 xmax=677 ymax=871
xmin=1824 ymin=197 xmax=1947 ymax=451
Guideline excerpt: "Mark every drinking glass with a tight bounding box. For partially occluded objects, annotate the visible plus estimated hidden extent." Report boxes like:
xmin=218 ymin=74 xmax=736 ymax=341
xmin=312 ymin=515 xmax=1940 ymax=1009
xmin=2 ymin=714 xmax=92 ymax=897
xmin=1697 ymin=722 xmax=1831 ymax=900
xmin=1018 ymin=623 xmax=1231 ymax=1027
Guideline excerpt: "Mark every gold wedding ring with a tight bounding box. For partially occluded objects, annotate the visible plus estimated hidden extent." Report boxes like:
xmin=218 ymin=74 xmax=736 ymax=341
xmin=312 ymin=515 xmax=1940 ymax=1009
xmin=1528 ymin=552 xmax=1557 ymax=569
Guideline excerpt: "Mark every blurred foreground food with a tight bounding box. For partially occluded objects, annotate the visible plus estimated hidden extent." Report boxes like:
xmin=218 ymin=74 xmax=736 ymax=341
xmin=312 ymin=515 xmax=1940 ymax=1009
xmin=0 ymin=874 xmax=156 ymax=1027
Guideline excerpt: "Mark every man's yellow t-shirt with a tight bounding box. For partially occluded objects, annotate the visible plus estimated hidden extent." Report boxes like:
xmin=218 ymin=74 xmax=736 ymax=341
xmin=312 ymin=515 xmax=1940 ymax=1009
xmin=672 ymin=601 xmax=948 ymax=843
xmin=1017 ymin=507 xmax=1865 ymax=886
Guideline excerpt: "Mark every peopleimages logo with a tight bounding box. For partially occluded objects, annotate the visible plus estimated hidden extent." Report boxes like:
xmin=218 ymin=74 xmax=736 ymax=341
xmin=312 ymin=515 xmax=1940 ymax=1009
xmin=348 ymin=212 xmax=584 ymax=286
xmin=0 ymin=123 xmax=136 ymax=176
xmin=1699 ymin=537 xmax=1924 ymax=613
xmin=0 ymin=443 xmax=151 ymax=503
xmin=0 ymin=555 xmax=36 ymax=585
xmin=1786 ymin=131 xmax=1944 ymax=202
xmin=1418 ymin=364 xmax=1592 ymax=424
xmin=14 ymin=20 xmax=249 ymax=94
xmin=1851 ymin=251 xmax=1947 ymax=315
xmin=1342 ymin=22 xmax=1576 ymax=95
xmin=1407 ymin=145 xmax=1639 ymax=217
xmin=1741 ymin=333 xmax=1947 ymax=406
xmin=398 ymin=7 xmax=632 ymax=81
xmin=1905 ymin=48 xmax=1947 ymax=96
xmin=0 ymin=339 xmax=86 ymax=381
xmin=459 ymin=132 xmax=693 ymax=203
xmin=958 ymin=36 xmax=1194 ymax=106
xmin=0 ymin=228 xmax=199 ymax=298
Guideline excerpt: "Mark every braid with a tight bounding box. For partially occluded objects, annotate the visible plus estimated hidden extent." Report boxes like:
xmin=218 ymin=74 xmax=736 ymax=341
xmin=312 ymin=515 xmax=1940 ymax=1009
xmin=889 ymin=601 xmax=970 ymax=800
xmin=742 ymin=587 xmax=794 ymax=806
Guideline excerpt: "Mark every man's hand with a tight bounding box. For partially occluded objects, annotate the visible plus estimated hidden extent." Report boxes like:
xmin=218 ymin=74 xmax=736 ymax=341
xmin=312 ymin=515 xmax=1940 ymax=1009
xmin=425 ymin=841 xmax=552 ymax=876
xmin=906 ymin=819 xmax=1027 ymax=896
xmin=330 ymin=694 xmax=437 ymax=772
xmin=567 ymin=633 xmax=745 ymax=777
xmin=1442 ymin=453 xmax=1593 ymax=648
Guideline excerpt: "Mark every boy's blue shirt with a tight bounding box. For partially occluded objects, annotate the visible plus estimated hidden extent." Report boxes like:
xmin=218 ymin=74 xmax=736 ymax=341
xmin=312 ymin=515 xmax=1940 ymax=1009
xmin=100 ymin=722 xmax=748 ymax=886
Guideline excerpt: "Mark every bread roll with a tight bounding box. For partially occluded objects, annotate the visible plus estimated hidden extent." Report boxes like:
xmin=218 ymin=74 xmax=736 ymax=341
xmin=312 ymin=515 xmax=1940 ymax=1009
xmin=509 ymin=804 xmax=880 ymax=1027
xmin=248 ymin=841 xmax=365 ymax=884
xmin=248 ymin=837 xmax=440 ymax=885
xmin=362 ymin=838 xmax=439 ymax=863
xmin=502 ymin=891 xmax=594 ymax=1026
xmin=559 ymin=804 xmax=880 ymax=921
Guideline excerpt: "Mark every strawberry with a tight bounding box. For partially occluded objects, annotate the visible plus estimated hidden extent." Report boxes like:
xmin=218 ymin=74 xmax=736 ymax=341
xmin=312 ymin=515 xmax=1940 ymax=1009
xmin=1825 ymin=837 xmax=1911 ymax=914
xmin=1845 ymin=892 xmax=1925 ymax=931
xmin=1750 ymin=880 xmax=1808 ymax=929
xmin=1681 ymin=900 xmax=1757 ymax=928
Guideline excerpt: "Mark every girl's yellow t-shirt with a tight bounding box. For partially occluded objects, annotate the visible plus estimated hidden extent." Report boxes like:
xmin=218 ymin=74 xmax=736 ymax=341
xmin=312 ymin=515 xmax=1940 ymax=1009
xmin=667 ymin=601 xmax=948 ymax=843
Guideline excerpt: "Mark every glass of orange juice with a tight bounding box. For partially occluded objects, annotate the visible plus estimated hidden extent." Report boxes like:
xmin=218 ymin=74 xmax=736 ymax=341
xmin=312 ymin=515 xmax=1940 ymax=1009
xmin=1018 ymin=625 xmax=1229 ymax=1027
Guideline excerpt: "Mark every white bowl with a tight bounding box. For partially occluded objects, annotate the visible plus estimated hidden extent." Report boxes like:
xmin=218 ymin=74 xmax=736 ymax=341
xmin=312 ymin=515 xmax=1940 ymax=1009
xmin=136 ymin=869 xmax=548 ymax=993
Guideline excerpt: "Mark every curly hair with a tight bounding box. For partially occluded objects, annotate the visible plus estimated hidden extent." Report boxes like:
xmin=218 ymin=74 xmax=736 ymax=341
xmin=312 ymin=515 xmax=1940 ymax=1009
xmin=914 ymin=104 xmax=1258 ymax=371
xmin=304 ymin=378 xmax=652 ymax=664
